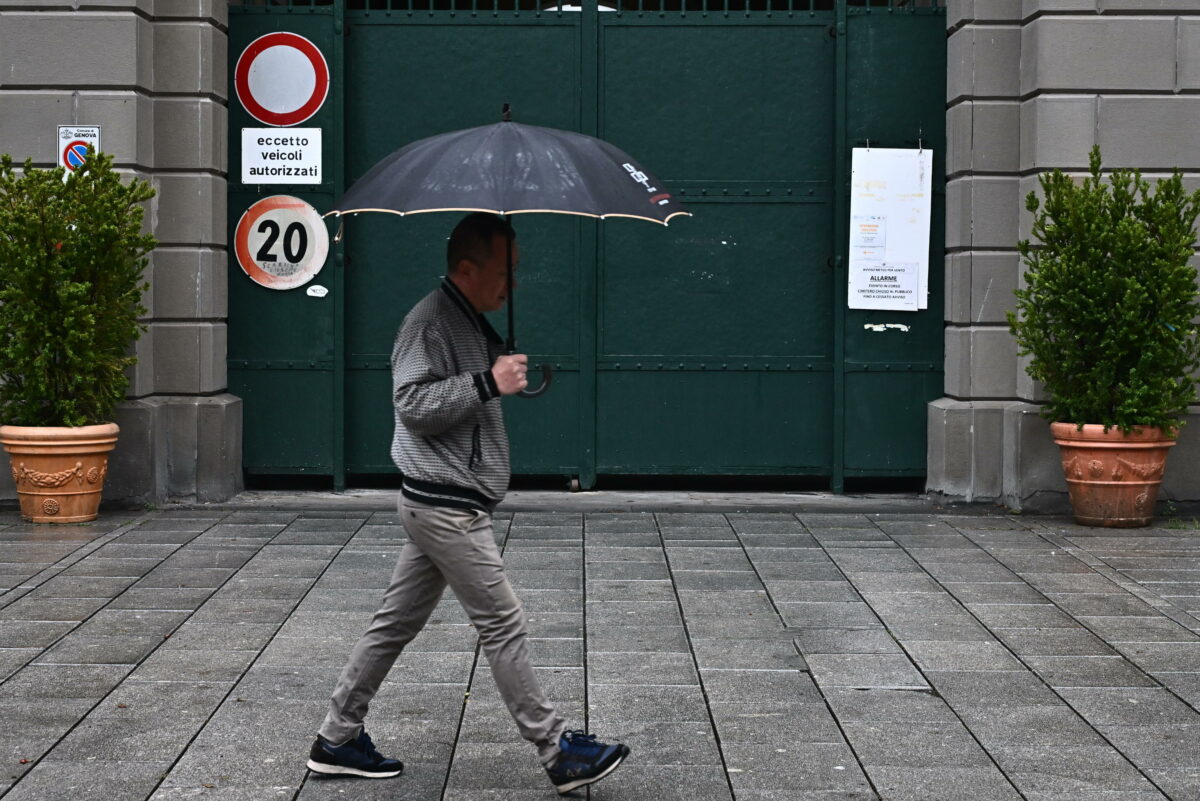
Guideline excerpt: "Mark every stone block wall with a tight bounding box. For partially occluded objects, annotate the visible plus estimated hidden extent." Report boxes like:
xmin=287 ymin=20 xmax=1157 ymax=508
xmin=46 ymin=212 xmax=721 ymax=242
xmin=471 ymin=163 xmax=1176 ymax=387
xmin=930 ymin=1 xmax=1200 ymax=510
xmin=0 ymin=1 xmax=241 ymax=505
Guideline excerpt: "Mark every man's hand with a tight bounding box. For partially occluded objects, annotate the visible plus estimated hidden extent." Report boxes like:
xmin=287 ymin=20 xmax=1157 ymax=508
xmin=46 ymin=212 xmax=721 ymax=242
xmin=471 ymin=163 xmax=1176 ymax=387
xmin=492 ymin=354 xmax=529 ymax=395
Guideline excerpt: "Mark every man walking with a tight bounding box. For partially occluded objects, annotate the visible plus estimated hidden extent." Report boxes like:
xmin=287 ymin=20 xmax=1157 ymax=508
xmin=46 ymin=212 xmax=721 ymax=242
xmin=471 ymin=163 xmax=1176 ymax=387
xmin=307 ymin=213 xmax=629 ymax=795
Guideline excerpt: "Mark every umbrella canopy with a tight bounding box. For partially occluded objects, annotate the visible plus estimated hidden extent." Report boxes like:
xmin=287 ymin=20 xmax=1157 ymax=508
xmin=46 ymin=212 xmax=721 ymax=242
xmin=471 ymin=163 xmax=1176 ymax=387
xmin=326 ymin=117 xmax=689 ymax=225
xmin=326 ymin=108 xmax=688 ymax=397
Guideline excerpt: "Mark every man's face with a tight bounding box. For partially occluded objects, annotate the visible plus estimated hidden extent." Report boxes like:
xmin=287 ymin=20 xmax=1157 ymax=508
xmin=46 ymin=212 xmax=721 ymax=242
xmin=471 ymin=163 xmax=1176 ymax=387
xmin=459 ymin=233 xmax=517 ymax=314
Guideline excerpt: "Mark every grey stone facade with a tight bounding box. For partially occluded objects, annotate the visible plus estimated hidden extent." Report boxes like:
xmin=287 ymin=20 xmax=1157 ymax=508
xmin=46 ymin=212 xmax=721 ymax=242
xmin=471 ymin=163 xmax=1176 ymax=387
xmin=929 ymin=1 xmax=1200 ymax=511
xmin=0 ymin=1 xmax=242 ymax=505
xmin=3 ymin=2 xmax=1198 ymax=509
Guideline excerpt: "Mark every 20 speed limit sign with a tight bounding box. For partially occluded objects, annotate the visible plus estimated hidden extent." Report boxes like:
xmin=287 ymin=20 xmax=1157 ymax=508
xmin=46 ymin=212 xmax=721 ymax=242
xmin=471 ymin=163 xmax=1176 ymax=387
xmin=234 ymin=195 xmax=329 ymax=290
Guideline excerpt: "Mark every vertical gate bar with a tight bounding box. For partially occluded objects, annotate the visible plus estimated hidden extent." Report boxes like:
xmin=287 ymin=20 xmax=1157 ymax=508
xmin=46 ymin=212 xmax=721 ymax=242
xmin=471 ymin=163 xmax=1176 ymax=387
xmin=831 ymin=0 xmax=848 ymax=493
xmin=332 ymin=0 xmax=348 ymax=491
xmin=578 ymin=0 xmax=600 ymax=489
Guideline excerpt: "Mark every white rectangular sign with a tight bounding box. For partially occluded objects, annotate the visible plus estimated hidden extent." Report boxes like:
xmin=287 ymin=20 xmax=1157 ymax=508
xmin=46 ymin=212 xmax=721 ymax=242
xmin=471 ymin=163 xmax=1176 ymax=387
xmin=242 ymin=128 xmax=321 ymax=184
xmin=847 ymin=147 xmax=933 ymax=311
xmin=58 ymin=125 xmax=101 ymax=171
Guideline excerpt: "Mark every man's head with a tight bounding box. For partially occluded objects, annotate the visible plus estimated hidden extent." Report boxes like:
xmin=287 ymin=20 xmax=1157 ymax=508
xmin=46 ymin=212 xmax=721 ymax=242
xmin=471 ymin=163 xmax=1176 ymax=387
xmin=446 ymin=212 xmax=517 ymax=314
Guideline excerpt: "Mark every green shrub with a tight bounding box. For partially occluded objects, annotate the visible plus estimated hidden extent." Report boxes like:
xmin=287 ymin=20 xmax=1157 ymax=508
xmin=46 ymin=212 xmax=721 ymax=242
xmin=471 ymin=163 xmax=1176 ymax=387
xmin=0 ymin=151 xmax=156 ymax=427
xmin=1008 ymin=146 xmax=1200 ymax=433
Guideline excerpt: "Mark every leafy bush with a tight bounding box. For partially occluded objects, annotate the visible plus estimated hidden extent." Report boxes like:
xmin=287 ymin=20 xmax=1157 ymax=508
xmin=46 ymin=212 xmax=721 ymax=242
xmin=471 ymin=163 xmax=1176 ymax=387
xmin=0 ymin=151 xmax=156 ymax=427
xmin=1008 ymin=146 xmax=1200 ymax=433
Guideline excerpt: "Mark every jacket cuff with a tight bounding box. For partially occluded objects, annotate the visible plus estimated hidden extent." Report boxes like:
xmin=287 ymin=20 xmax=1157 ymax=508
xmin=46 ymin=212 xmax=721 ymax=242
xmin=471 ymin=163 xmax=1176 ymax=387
xmin=473 ymin=370 xmax=500 ymax=402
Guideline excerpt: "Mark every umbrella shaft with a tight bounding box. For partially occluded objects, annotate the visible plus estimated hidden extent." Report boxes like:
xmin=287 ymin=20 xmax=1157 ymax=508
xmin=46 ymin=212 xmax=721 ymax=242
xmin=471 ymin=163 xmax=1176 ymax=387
xmin=505 ymin=218 xmax=516 ymax=352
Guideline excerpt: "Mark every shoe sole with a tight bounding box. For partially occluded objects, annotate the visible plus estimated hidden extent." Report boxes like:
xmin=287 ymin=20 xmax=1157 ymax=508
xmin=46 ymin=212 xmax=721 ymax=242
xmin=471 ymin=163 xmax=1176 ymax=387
xmin=306 ymin=759 xmax=403 ymax=779
xmin=553 ymin=748 xmax=629 ymax=795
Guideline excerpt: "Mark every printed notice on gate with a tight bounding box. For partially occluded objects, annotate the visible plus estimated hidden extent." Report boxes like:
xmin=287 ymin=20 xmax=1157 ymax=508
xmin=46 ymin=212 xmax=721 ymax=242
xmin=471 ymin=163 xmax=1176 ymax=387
xmin=242 ymin=128 xmax=321 ymax=185
xmin=848 ymin=261 xmax=919 ymax=312
xmin=847 ymin=148 xmax=932 ymax=311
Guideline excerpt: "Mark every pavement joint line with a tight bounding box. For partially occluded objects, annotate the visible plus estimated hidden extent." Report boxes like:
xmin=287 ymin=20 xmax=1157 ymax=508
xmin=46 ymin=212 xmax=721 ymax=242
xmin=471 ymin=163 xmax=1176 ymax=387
xmin=835 ymin=517 xmax=1038 ymax=800
xmin=654 ymin=513 xmax=738 ymax=801
xmin=1036 ymin=528 xmax=1200 ymax=634
xmin=0 ymin=512 xmax=227 ymax=791
xmin=136 ymin=512 xmax=371 ymax=801
xmin=439 ymin=517 xmax=515 ymax=801
xmin=884 ymin=518 xmax=1183 ymax=800
xmin=0 ymin=514 xmax=150 ymax=610
xmin=768 ymin=516 xmax=885 ymax=799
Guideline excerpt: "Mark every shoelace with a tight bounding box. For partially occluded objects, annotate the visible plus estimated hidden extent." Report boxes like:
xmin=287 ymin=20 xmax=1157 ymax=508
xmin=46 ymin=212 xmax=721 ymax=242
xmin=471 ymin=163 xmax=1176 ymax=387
xmin=358 ymin=731 xmax=383 ymax=761
xmin=561 ymin=730 xmax=602 ymax=756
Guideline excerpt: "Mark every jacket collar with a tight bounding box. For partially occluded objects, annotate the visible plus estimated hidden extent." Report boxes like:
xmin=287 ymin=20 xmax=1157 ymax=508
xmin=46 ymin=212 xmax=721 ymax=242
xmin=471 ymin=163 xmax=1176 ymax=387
xmin=441 ymin=277 xmax=503 ymax=346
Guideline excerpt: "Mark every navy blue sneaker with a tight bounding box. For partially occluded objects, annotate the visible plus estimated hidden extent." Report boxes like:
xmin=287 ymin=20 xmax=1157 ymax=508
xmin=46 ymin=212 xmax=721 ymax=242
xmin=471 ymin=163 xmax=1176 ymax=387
xmin=307 ymin=730 xmax=404 ymax=778
xmin=545 ymin=730 xmax=630 ymax=794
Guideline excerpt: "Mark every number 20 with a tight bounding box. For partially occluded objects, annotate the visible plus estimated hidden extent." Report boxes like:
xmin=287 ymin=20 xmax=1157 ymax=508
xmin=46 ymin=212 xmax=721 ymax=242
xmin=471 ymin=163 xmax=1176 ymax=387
xmin=256 ymin=219 xmax=308 ymax=263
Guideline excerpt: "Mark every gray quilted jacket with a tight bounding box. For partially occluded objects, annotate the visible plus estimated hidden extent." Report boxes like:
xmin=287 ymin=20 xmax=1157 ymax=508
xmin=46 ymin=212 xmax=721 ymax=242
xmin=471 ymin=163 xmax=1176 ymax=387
xmin=390 ymin=278 xmax=508 ymax=511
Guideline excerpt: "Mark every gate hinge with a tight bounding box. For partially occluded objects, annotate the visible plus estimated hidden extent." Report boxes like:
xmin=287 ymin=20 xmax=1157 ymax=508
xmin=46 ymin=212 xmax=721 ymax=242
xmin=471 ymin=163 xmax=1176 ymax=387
xmin=826 ymin=24 xmax=836 ymax=38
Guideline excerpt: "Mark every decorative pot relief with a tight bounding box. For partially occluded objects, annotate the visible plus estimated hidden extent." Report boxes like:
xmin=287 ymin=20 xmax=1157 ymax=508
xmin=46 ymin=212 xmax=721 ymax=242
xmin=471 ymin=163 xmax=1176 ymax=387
xmin=13 ymin=461 xmax=84 ymax=488
xmin=1112 ymin=458 xmax=1165 ymax=482
xmin=41 ymin=498 xmax=60 ymax=516
xmin=1063 ymin=456 xmax=1084 ymax=479
xmin=86 ymin=465 xmax=106 ymax=484
xmin=1088 ymin=460 xmax=1105 ymax=478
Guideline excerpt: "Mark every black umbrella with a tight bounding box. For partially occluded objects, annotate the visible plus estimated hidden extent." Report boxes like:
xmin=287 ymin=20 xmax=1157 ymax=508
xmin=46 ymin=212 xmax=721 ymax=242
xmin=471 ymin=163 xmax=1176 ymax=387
xmin=326 ymin=105 xmax=688 ymax=397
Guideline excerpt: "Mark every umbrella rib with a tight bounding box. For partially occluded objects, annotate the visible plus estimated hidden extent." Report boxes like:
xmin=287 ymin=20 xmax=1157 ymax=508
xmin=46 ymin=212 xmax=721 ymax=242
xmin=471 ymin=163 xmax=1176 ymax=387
xmin=324 ymin=206 xmax=690 ymax=225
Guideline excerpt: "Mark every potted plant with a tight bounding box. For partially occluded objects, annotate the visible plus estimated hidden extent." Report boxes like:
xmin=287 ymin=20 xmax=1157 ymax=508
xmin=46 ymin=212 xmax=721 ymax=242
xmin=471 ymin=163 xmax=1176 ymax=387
xmin=0 ymin=151 xmax=156 ymax=523
xmin=1009 ymin=146 xmax=1200 ymax=527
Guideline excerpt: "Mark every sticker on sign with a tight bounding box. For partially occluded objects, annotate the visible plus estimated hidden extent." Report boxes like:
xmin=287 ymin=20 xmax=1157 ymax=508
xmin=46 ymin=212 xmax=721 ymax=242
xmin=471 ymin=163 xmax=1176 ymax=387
xmin=242 ymin=128 xmax=322 ymax=184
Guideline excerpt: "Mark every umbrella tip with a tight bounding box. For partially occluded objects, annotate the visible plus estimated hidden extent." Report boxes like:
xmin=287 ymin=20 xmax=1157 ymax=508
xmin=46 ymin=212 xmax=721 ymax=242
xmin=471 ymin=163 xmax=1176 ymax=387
xmin=502 ymin=103 xmax=512 ymax=122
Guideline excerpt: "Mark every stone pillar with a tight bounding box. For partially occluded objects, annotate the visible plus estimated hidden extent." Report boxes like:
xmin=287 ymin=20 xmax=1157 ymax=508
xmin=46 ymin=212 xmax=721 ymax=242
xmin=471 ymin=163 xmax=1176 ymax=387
xmin=0 ymin=2 xmax=242 ymax=505
xmin=929 ymin=1 xmax=1200 ymax=510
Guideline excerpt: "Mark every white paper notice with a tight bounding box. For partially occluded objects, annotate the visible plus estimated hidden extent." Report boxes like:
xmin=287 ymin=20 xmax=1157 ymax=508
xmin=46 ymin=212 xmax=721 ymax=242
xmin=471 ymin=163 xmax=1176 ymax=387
xmin=242 ymin=128 xmax=322 ymax=184
xmin=847 ymin=148 xmax=933 ymax=311
xmin=848 ymin=261 xmax=919 ymax=311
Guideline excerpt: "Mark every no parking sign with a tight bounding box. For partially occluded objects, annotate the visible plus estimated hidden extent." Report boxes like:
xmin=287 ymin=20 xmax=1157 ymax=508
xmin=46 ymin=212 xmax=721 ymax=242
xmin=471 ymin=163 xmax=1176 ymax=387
xmin=58 ymin=126 xmax=100 ymax=171
xmin=235 ymin=195 xmax=329 ymax=290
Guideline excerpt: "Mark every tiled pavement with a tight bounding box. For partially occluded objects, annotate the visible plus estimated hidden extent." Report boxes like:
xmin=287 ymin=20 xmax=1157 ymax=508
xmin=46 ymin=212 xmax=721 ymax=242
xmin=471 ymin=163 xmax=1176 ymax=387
xmin=2 ymin=506 xmax=1200 ymax=800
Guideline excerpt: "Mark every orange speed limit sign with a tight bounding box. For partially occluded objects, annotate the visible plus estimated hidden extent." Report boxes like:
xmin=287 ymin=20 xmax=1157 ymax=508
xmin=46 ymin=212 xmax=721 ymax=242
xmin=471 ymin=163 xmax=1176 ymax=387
xmin=234 ymin=195 xmax=329 ymax=290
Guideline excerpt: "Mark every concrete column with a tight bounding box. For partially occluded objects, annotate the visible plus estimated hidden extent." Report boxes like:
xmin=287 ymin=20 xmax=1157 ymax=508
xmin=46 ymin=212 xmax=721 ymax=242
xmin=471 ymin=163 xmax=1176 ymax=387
xmin=928 ymin=2 xmax=1200 ymax=510
xmin=0 ymin=2 xmax=241 ymax=506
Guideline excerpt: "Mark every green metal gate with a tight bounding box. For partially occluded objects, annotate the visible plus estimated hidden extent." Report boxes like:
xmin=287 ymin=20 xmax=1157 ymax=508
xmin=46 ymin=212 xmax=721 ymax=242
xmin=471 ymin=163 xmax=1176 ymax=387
xmin=228 ymin=0 xmax=946 ymax=491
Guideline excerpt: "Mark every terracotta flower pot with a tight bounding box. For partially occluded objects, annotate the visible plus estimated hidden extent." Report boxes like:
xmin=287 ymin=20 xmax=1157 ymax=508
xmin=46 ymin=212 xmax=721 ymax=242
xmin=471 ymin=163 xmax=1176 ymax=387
xmin=1051 ymin=422 xmax=1176 ymax=528
xmin=0 ymin=423 xmax=119 ymax=524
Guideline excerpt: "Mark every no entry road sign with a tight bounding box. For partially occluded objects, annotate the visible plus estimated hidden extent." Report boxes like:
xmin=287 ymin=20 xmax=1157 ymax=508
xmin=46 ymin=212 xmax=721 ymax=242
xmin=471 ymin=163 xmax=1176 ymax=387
xmin=235 ymin=32 xmax=329 ymax=127
xmin=234 ymin=195 xmax=330 ymax=290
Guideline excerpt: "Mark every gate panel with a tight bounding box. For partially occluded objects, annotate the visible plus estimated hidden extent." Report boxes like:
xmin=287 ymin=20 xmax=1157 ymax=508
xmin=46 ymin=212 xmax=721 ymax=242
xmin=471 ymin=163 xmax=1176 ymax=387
xmin=226 ymin=1 xmax=948 ymax=487
xmin=340 ymin=14 xmax=587 ymax=476
xmin=597 ymin=15 xmax=836 ymax=474
xmin=841 ymin=6 xmax=947 ymax=476
xmin=227 ymin=8 xmax=339 ymax=476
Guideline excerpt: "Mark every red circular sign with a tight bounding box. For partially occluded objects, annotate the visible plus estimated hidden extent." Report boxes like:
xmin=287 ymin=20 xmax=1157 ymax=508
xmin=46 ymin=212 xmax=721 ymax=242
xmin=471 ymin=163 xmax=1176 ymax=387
xmin=62 ymin=140 xmax=90 ymax=170
xmin=235 ymin=195 xmax=329 ymax=290
xmin=234 ymin=32 xmax=329 ymax=127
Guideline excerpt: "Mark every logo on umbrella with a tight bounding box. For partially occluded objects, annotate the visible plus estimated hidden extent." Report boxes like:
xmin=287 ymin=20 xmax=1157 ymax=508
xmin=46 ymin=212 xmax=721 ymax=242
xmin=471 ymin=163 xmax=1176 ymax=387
xmin=623 ymin=163 xmax=672 ymax=206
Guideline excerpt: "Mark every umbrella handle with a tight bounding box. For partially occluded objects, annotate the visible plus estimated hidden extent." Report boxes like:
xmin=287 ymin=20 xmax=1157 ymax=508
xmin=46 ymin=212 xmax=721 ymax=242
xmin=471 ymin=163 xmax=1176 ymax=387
xmin=518 ymin=363 xmax=553 ymax=399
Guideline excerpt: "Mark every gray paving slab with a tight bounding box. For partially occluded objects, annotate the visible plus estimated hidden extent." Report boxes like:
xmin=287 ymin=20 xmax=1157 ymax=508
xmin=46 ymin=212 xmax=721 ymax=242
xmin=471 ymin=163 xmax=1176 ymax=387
xmin=806 ymin=653 xmax=928 ymax=689
xmin=0 ymin=663 xmax=130 ymax=699
xmin=866 ymin=766 xmax=1022 ymax=801
xmin=993 ymin=626 xmax=1120 ymax=656
xmin=6 ymin=503 xmax=1200 ymax=800
xmin=693 ymin=637 xmax=807 ymax=670
xmin=842 ymin=721 xmax=993 ymax=768
xmin=989 ymin=744 xmax=1160 ymax=794
xmin=3 ymin=759 xmax=173 ymax=801
xmin=709 ymin=699 xmax=845 ymax=743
